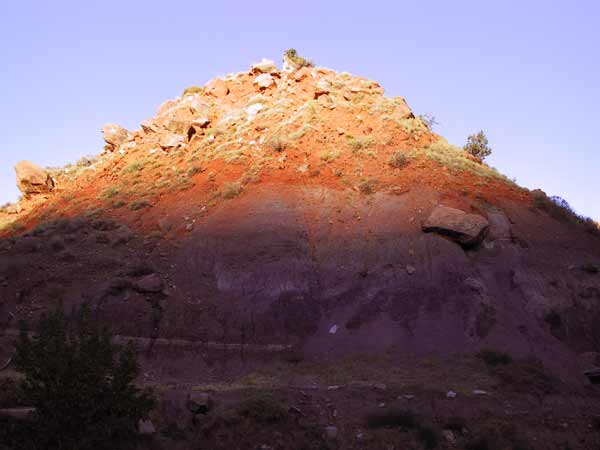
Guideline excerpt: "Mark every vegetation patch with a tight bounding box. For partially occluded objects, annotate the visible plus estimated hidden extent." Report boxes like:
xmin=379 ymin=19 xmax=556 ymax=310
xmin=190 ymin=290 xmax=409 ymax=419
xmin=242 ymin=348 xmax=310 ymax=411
xmin=130 ymin=200 xmax=151 ymax=211
xmin=98 ymin=186 xmax=120 ymax=200
xmin=348 ymin=135 xmax=374 ymax=152
xmin=421 ymin=141 xmax=514 ymax=183
xmin=182 ymin=85 xmax=203 ymax=96
xmin=220 ymin=181 xmax=242 ymax=199
xmin=358 ymin=179 xmax=376 ymax=195
xmin=319 ymin=149 xmax=340 ymax=162
xmin=532 ymin=191 xmax=599 ymax=236
xmin=266 ymin=135 xmax=287 ymax=152
xmin=123 ymin=161 xmax=144 ymax=174
xmin=7 ymin=305 xmax=155 ymax=450
xmin=388 ymin=150 xmax=410 ymax=169
xmin=367 ymin=409 xmax=439 ymax=449
xmin=476 ymin=349 xmax=513 ymax=367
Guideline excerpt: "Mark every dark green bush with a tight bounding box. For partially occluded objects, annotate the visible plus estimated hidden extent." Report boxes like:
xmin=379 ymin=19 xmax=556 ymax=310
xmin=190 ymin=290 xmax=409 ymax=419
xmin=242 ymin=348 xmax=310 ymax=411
xmin=13 ymin=305 xmax=155 ymax=450
xmin=233 ymin=394 xmax=288 ymax=424
xmin=464 ymin=131 xmax=492 ymax=160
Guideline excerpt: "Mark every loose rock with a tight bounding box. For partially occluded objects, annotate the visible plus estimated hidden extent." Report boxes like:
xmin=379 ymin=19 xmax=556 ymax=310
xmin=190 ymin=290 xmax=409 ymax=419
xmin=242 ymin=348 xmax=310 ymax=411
xmin=15 ymin=161 xmax=54 ymax=195
xmin=187 ymin=391 xmax=210 ymax=414
xmin=422 ymin=206 xmax=489 ymax=247
xmin=101 ymin=123 xmax=129 ymax=152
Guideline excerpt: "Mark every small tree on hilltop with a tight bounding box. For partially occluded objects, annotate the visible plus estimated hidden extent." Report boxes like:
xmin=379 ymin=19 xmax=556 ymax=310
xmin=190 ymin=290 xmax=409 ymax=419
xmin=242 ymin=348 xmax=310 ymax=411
xmin=14 ymin=305 xmax=155 ymax=450
xmin=464 ymin=130 xmax=492 ymax=160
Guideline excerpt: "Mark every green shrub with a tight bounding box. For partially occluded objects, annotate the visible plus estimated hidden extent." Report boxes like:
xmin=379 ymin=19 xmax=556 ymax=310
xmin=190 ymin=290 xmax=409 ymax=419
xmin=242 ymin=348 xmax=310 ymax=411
xmin=358 ymin=179 xmax=376 ymax=195
xmin=99 ymin=187 xmax=120 ymax=199
xmin=130 ymin=201 xmax=151 ymax=211
xmin=123 ymin=162 xmax=144 ymax=174
xmin=464 ymin=131 xmax=492 ymax=160
xmin=284 ymin=49 xmax=314 ymax=68
xmin=477 ymin=349 xmax=512 ymax=367
xmin=13 ymin=305 xmax=155 ymax=450
xmin=388 ymin=150 xmax=409 ymax=169
xmin=187 ymin=165 xmax=204 ymax=177
xmin=233 ymin=394 xmax=288 ymax=424
xmin=182 ymin=85 xmax=203 ymax=97
xmin=348 ymin=136 xmax=374 ymax=152
xmin=220 ymin=182 xmax=242 ymax=199
xmin=266 ymin=136 xmax=286 ymax=153
xmin=532 ymin=192 xmax=600 ymax=236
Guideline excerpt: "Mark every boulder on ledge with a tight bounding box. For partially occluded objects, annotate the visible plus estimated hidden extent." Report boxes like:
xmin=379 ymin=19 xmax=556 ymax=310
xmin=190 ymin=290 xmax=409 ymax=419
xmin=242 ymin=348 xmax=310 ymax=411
xmin=422 ymin=206 xmax=489 ymax=248
xmin=15 ymin=161 xmax=54 ymax=195
xmin=101 ymin=123 xmax=129 ymax=152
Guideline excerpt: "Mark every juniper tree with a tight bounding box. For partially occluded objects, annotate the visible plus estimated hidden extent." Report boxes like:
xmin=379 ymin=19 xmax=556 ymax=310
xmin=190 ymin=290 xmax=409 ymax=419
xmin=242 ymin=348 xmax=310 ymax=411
xmin=14 ymin=305 xmax=155 ymax=450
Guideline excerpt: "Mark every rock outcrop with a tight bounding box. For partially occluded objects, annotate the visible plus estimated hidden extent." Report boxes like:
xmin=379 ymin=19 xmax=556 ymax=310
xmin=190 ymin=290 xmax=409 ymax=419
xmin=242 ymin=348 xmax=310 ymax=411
xmin=422 ymin=206 xmax=489 ymax=247
xmin=14 ymin=161 xmax=54 ymax=195
xmin=101 ymin=123 xmax=129 ymax=152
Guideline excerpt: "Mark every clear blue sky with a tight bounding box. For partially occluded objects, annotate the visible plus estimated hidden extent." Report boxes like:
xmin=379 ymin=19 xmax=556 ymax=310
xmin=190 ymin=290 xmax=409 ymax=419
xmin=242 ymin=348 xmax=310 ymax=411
xmin=1 ymin=0 xmax=598 ymax=219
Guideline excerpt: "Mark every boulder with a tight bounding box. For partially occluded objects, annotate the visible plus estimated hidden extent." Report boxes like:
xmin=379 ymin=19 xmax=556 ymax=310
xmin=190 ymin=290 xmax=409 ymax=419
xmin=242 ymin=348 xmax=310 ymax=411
xmin=254 ymin=73 xmax=275 ymax=89
xmin=314 ymin=79 xmax=332 ymax=97
xmin=205 ymin=78 xmax=229 ymax=97
xmin=15 ymin=161 xmax=54 ymax=195
xmin=159 ymin=133 xmax=185 ymax=150
xmin=187 ymin=391 xmax=210 ymax=414
xmin=584 ymin=368 xmax=600 ymax=384
xmin=392 ymin=96 xmax=414 ymax=119
xmin=293 ymin=67 xmax=311 ymax=81
xmin=156 ymin=99 xmax=177 ymax=116
xmin=6 ymin=203 xmax=22 ymax=215
xmin=251 ymin=58 xmax=279 ymax=74
xmin=101 ymin=123 xmax=129 ymax=151
xmin=422 ymin=206 xmax=489 ymax=248
xmin=133 ymin=273 xmax=163 ymax=293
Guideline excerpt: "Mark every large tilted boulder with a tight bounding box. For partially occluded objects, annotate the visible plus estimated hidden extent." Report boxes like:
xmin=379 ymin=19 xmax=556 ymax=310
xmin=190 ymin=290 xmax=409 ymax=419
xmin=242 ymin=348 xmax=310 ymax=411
xmin=422 ymin=206 xmax=489 ymax=247
xmin=15 ymin=161 xmax=54 ymax=195
xmin=101 ymin=123 xmax=129 ymax=152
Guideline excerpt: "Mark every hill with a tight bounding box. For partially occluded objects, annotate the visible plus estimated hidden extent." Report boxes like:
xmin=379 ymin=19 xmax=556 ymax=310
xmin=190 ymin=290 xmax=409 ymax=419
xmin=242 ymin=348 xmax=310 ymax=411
xmin=1 ymin=56 xmax=600 ymax=449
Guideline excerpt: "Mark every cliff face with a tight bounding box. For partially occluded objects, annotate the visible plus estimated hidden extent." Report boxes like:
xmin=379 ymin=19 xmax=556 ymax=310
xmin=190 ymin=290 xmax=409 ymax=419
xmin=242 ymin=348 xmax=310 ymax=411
xmin=0 ymin=59 xmax=599 ymax=389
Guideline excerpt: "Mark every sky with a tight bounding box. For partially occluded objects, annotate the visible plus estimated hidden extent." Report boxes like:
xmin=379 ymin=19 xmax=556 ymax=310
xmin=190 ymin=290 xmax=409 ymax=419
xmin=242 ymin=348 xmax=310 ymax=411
xmin=0 ymin=0 xmax=598 ymax=220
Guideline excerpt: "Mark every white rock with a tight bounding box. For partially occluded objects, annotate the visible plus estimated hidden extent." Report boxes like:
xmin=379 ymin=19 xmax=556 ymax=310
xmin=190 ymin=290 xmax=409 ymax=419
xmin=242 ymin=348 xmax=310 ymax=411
xmin=251 ymin=58 xmax=279 ymax=74
xmin=254 ymin=73 xmax=275 ymax=88
xmin=446 ymin=390 xmax=457 ymax=399
xmin=329 ymin=324 xmax=338 ymax=334
xmin=472 ymin=389 xmax=487 ymax=395
xmin=160 ymin=133 xmax=185 ymax=149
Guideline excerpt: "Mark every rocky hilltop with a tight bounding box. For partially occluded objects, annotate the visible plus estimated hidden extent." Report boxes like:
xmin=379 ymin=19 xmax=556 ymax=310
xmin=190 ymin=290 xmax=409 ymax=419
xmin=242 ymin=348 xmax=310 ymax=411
xmin=1 ymin=55 xmax=600 ymax=449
